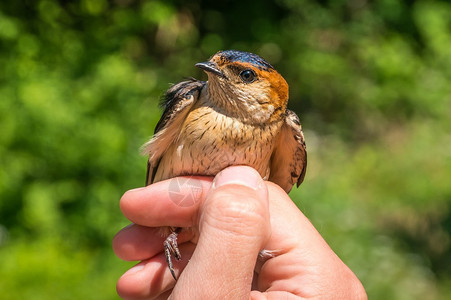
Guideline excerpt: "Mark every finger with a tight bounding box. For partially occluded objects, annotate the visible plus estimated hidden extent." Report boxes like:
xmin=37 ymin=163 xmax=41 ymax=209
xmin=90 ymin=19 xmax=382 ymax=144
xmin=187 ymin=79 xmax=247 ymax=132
xmin=257 ymin=182 xmax=362 ymax=295
xmin=112 ymin=224 xmax=195 ymax=261
xmin=171 ymin=166 xmax=271 ymax=299
xmin=116 ymin=242 xmax=196 ymax=299
xmin=120 ymin=177 xmax=212 ymax=227
xmin=265 ymin=182 xmax=333 ymax=253
xmin=255 ymin=182 xmax=329 ymax=292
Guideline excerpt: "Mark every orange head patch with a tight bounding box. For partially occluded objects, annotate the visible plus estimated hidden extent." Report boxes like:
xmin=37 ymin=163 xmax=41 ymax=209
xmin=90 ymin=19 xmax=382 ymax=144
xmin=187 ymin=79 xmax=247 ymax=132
xmin=210 ymin=50 xmax=289 ymax=107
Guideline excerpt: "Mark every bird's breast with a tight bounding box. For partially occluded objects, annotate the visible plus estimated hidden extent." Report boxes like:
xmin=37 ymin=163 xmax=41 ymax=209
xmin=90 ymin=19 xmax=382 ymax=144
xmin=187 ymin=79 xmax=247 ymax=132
xmin=154 ymin=105 xmax=283 ymax=182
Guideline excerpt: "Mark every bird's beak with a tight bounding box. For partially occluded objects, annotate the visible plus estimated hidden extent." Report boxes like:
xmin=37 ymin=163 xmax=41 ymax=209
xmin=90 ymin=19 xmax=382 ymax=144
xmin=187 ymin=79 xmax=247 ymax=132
xmin=195 ymin=61 xmax=225 ymax=78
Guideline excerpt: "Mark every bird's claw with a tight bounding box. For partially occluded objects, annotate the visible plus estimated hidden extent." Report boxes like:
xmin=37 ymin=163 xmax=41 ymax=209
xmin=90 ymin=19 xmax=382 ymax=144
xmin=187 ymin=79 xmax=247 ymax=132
xmin=163 ymin=228 xmax=182 ymax=280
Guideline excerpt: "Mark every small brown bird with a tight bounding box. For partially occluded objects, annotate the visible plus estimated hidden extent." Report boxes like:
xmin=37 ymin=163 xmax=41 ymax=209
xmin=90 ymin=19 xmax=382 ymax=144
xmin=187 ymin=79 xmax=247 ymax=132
xmin=142 ymin=50 xmax=307 ymax=279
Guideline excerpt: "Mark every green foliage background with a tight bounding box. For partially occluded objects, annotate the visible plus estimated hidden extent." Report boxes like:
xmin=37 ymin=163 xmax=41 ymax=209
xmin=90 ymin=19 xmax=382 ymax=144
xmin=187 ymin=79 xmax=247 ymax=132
xmin=0 ymin=0 xmax=450 ymax=299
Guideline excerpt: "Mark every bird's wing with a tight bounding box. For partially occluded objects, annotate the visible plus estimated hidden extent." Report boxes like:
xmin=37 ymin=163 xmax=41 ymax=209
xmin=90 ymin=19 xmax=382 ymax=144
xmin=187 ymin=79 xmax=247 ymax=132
xmin=142 ymin=79 xmax=205 ymax=185
xmin=268 ymin=109 xmax=307 ymax=193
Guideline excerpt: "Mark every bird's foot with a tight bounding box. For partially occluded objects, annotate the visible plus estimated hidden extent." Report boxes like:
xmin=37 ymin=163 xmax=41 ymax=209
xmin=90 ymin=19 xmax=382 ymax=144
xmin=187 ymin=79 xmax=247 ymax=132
xmin=163 ymin=227 xmax=182 ymax=280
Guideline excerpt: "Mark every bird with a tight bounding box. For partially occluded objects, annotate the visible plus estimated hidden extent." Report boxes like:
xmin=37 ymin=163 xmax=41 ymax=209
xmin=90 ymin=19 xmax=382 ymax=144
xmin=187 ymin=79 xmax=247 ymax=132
xmin=142 ymin=50 xmax=307 ymax=280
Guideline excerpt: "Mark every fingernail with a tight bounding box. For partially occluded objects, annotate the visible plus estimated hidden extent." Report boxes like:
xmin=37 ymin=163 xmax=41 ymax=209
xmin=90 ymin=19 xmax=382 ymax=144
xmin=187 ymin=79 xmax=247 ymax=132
xmin=124 ymin=264 xmax=144 ymax=275
xmin=213 ymin=166 xmax=263 ymax=190
xmin=127 ymin=187 xmax=145 ymax=193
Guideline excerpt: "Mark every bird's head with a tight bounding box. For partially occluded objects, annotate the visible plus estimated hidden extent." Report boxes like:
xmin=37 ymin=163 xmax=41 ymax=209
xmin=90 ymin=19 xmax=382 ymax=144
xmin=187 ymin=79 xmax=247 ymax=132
xmin=196 ymin=50 xmax=289 ymax=124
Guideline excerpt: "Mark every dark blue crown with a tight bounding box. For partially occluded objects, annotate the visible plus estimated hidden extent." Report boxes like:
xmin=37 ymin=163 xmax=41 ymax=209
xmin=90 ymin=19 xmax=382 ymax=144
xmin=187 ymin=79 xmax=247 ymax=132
xmin=216 ymin=50 xmax=274 ymax=70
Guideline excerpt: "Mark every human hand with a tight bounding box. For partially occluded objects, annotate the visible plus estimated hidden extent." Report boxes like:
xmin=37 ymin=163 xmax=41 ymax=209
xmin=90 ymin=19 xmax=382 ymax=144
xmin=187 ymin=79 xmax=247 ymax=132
xmin=113 ymin=166 xmax=367 ymax=299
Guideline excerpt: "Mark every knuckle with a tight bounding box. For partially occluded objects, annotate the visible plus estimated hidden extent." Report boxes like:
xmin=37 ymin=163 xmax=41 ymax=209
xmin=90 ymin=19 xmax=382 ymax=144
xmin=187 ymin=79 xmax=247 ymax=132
xmin=203 ymin=188 xmax=269 ymax=237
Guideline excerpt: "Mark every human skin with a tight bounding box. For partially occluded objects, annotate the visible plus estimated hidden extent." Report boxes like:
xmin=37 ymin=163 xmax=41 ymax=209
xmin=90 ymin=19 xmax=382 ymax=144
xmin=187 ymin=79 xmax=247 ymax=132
xmin=113 ymin=166 xmax=367 ymax=299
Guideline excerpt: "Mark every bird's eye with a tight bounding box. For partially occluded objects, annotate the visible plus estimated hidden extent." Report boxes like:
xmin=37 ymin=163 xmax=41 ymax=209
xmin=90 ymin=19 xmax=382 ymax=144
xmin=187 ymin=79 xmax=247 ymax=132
xmin=239 ymin=69 xmax=257 ymax=83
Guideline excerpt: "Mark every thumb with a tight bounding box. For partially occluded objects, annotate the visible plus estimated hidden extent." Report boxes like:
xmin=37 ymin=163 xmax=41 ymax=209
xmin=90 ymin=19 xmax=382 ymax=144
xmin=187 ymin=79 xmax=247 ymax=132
xmin=170 ymin=166 xmax=270 ymax=299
